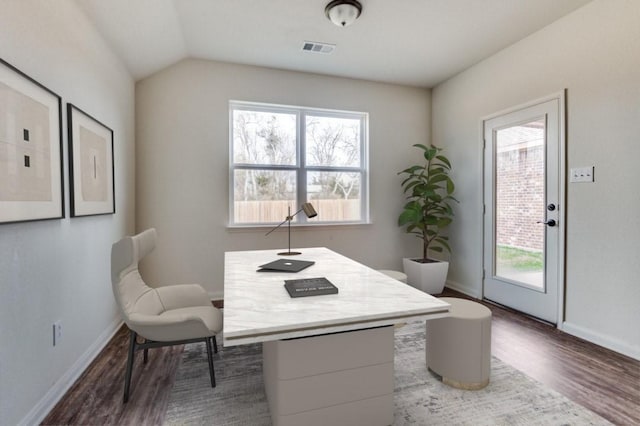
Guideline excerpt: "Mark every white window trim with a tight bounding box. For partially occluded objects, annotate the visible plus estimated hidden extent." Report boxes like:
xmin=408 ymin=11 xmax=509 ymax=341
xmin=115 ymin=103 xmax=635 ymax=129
xmin=228 ymin=100 xmax=370 ymax=227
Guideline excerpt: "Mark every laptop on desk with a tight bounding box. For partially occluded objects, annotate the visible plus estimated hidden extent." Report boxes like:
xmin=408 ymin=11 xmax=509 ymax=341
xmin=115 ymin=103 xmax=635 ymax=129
xmin=257 ymin=259 xmax=315 ymax=273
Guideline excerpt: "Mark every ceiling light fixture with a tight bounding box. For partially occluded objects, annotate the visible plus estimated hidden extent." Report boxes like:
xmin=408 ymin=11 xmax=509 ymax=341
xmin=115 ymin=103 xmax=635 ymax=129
xmin=325 ymin=0 xmax=362 ymax=27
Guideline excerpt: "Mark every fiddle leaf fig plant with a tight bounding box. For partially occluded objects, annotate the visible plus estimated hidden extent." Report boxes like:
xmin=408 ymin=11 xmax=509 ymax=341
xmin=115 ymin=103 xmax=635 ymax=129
xmin=398 ymin=144 xmax=458 ymax=262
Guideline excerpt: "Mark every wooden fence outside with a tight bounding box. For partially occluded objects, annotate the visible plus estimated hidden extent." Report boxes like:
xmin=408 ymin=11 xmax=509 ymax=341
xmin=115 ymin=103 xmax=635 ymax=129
xmin=234 ymin=199 xmax=360 ymax=223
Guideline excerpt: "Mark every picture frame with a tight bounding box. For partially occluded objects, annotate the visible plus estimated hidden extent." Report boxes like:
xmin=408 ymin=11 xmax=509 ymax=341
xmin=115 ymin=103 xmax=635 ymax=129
xmin=0 ymin=58 xmax=64 ymax=224
xmin=67 ymin=103 xmax=115 ymax=217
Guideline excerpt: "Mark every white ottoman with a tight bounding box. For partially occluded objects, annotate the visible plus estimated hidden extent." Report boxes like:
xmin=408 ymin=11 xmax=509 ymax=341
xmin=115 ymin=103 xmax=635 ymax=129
xmin=377 ymin=269 xmax=408 ymax=283
xmin=425 ymin=297 xmax=491 ymax=390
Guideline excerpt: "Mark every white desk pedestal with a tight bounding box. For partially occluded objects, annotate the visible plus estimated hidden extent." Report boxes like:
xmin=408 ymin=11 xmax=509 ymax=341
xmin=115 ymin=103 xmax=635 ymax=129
xmin=263 ymin=326 xmax=394 ymax=426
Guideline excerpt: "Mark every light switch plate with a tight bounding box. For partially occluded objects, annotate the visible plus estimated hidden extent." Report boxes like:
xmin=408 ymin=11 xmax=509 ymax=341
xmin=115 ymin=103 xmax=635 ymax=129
xmin=570 ymin=166 xmax=594 ymax=183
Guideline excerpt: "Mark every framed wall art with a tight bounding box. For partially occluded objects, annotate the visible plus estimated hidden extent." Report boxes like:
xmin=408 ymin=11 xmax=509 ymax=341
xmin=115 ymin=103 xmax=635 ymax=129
xmin=0 ymin=58 xmax=64 ymax=224
xmin=67 ymin=104 xmax=115 ymax=217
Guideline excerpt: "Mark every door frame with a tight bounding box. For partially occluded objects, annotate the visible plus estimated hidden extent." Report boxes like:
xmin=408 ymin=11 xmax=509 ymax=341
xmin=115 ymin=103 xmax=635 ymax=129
xmin=480 ymin=90 xmax=567 ymax=329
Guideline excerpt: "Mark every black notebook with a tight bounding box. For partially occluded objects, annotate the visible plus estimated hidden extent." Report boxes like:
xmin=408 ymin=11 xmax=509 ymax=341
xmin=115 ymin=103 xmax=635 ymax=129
xmin=257 ymin=259 xmax=315 ymax=273
xmin=284 ymin=277 xmax=338 ymax=298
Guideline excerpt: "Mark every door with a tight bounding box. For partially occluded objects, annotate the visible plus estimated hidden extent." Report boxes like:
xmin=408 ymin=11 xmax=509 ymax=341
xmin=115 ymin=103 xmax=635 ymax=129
xmin=483 ymin=95 xmax=565 ymax=324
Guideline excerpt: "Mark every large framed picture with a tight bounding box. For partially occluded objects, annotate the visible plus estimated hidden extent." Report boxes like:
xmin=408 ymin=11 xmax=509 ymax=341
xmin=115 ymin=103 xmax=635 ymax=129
xmin=0 ymin=58 xmax=64 ymax=224
xmin=67 ymin=104 xmax=115 ymax=217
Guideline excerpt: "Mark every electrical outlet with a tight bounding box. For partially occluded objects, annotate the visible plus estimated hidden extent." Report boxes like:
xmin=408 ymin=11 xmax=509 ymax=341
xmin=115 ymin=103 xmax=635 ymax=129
xmin=53 ymin=321 xmax=62 ymax=346
xmin=570 ymin=166 xmax=594 ymax=183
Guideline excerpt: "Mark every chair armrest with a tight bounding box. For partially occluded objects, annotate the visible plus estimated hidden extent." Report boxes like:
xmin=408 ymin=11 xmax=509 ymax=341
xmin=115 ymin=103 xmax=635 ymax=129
xmin=156 ymin=284 xmax=212 ymax=311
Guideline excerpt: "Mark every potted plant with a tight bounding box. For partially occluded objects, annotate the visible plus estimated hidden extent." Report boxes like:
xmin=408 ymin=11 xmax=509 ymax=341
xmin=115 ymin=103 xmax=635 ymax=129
xmin=398 ymin=144 xmax=458 ymax=294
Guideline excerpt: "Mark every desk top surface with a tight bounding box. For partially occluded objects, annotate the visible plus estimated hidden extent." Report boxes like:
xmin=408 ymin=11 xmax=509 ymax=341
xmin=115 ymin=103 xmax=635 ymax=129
xmin=223 ymin=247 xmax=450 ymax=346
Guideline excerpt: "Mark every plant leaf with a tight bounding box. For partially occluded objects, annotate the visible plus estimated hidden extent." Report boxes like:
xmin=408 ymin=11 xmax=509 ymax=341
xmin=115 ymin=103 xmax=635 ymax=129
xmin=424 ymin=216 xmax=438 ymax=225
xmin=399 ymin=165 xmax=424 ymax=175
xmin=437 ymin=218 xmax=452 ymax=227
xmin=425 ymin=148 xmax=437 ymax=161
xmin=446 ymin=178 xmax=455 ymax=194
xmin=434 ymin=237 xmax=451 ymax=253
xmin=404 ymin=200 xmax=420 ymax=210
xmin=428 ymin=174 xmax=448 ymax=184
xmin=398 ymin=208 xmax=422 ymax=226
xmin=402 ymin=180 xmax=421 ymax=192
xmin=435 ymin=155 xmax=451 ymax=169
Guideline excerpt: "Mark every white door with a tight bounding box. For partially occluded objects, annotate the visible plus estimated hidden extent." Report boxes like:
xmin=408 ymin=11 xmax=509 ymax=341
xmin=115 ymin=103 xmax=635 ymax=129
xmin=483 ymin=94 xmax=565 ymax=324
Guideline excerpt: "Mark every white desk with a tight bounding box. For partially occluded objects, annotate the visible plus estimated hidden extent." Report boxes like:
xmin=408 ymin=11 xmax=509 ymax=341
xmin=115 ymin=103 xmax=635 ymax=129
xmin=224 ymin=247 xmax=450 ymax=426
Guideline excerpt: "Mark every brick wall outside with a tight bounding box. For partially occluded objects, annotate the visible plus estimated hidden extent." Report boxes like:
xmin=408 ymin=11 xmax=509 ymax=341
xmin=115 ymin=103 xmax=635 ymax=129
xmin=495 ymin=145 xmax=544 ymax=251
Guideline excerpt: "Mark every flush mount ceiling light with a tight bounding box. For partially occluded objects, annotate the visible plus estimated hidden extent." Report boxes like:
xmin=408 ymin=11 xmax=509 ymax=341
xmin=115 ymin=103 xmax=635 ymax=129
xmin=325 ymin=0 xmax=362 ymax=27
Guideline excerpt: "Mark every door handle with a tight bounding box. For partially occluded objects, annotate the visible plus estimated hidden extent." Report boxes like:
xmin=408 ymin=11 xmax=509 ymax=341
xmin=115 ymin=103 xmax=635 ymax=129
xmin=537 ymin=219 xmax=556 ymax=227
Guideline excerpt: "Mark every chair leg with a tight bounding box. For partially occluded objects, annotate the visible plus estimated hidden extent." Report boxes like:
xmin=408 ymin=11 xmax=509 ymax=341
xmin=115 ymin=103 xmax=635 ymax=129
xmin=205 ymin=338 xmax=216 ymax=388
xmin=143 ymin=348 xmax=149 ymax=364
xmin=124 ymin=330 xmax=137 ymax=403
xmin=213 ymin=335 xmax=218 ymax=354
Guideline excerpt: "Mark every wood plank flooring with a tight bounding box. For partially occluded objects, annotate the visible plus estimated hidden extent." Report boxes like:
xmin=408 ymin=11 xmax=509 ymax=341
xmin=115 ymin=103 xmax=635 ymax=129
xmin=42 ymin=292 xmax=639 ymax=425
xmin=41 ymin=326 xmax=182 ymax=425
xmin=440 ymin=289 xmax=640 ymax=425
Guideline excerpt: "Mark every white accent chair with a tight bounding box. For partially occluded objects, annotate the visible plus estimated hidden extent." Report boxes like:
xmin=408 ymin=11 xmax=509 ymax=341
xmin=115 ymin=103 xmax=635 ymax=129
xmin=111 ymin=228 xmax=223 ymax=402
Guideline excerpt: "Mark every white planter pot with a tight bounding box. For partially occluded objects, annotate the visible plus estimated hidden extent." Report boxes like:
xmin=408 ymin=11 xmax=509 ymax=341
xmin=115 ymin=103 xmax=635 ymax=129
xmin=402 ymin=258 xmax=449 ymax=294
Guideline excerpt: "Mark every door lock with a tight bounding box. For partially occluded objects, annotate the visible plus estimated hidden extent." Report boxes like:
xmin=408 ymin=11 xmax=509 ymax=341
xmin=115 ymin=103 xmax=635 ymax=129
xmin=547 ymin=203 xmax=556 ymax=211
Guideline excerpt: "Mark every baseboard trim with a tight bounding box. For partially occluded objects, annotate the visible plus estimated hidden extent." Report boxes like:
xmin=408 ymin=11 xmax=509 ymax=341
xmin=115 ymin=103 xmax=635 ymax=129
xmin=562 ymin=321 xmax=639 ymax=361
xmin=19 ymin=317 xmax=124 ymax=426
xmin=444 ymin=280 xmax=482 ymax=299
xmin=445 ymin=280 xmax=639 ymax=360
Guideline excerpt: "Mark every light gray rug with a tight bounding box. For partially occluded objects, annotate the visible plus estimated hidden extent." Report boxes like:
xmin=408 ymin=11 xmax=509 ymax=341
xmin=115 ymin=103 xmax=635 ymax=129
xmin=164 ymin=323 xmax=610 ymax=425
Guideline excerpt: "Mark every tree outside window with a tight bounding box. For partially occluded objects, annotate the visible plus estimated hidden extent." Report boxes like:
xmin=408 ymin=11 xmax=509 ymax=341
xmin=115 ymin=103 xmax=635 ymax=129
xmin=230 ymin=102 xmax=368 ymax=225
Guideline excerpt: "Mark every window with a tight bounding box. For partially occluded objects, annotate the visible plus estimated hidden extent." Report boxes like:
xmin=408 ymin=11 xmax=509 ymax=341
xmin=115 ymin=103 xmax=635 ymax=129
xmin=230 ymin=101 xmax=368 ymax=226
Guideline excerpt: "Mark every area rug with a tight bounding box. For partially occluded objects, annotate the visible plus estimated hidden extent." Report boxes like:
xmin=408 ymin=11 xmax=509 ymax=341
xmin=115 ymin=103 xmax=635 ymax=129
xmin=164 ymin=323 xmax=610 ymax=425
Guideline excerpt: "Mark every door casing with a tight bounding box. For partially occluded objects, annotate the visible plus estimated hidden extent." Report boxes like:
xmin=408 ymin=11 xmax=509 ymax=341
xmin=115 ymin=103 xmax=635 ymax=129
xmin=480 ymin=91 xmax=567 ymax=328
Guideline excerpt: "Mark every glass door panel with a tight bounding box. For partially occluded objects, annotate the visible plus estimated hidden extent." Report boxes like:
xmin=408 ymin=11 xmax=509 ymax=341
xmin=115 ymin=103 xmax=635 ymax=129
xmin=494 ymin=119 xmax=545 ymax=290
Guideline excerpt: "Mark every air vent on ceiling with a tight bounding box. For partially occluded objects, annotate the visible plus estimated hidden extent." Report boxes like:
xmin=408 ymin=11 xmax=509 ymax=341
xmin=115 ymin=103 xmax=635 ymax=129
xmin=302 ymin=41 xmax=335 ymax=54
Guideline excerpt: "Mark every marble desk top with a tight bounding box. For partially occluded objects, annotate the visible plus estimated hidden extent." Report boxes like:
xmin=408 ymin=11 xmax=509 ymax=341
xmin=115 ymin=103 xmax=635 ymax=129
xmin=223 ymin=247 xmax=450 ymax=346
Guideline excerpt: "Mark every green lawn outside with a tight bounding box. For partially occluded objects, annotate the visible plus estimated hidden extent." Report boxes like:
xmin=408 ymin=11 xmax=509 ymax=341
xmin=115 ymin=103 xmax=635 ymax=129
xmin=496 ymin=245 xmax=543 ymax=271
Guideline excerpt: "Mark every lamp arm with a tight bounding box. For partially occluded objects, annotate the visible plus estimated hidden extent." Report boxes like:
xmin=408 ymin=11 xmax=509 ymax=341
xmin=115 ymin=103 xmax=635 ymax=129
xmin=265 ymin=217 xmax=289 ymax=236
xmin=264 ymin=208 xmax=304 ymax=236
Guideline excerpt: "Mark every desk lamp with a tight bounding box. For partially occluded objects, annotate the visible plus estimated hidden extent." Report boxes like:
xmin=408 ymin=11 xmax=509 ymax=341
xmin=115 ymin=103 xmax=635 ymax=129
xmin=265 ymin=203 xmax=317 ymax=255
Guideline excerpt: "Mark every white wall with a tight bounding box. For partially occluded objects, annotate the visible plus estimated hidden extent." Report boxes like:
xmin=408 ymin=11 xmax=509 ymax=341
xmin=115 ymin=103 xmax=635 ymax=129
xmin=432 ymin=0 xmax=640 ymax=358
xmin=0 ymin=2 xmax=135 ymax=424
xmin=136 ymin=59 xmax=430 ymax=298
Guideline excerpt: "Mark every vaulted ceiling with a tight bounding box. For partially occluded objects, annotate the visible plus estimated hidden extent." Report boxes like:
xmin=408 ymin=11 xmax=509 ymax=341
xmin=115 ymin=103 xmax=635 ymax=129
xmin=74 ymin=0 xmax=591 ymax=87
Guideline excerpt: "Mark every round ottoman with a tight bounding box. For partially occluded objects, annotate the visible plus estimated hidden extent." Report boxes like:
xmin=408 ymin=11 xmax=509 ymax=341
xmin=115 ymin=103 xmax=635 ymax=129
xmin=377 ymin=269 xmax=408 ymax=283
xmin=425 ymin=297 xmax=492 ymax=390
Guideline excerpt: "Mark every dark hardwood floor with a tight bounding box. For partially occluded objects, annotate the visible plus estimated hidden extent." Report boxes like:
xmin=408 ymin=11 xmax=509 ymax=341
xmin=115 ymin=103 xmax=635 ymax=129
xmin=439 ymin=289 xmax=640 ymax=425
xmin=42 ymin=292 xmax=639 ymax=425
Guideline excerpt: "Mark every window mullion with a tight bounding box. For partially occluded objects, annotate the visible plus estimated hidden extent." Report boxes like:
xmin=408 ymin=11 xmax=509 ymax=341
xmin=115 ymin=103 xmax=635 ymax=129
xmin=233 ymin=164 xmax=298 ymax=171
xmin=305 ymin=166 xmax=363 ymax=173
xmin=298 ymin=110 xmax=307 ymax=224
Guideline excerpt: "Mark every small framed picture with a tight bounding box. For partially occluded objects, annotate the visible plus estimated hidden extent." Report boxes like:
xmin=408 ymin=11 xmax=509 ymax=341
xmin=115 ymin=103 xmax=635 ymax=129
xmin=67 ymin=103 xmax=115 ymax=217
xmin=0 ymin=58 xmax=64 ymax=224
